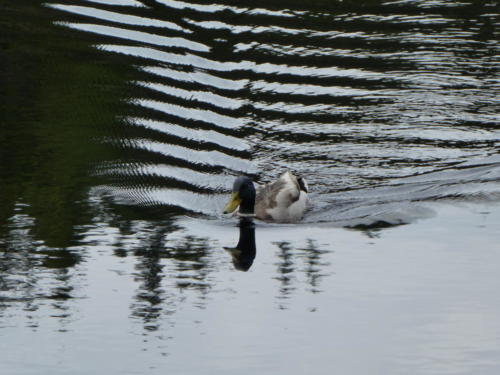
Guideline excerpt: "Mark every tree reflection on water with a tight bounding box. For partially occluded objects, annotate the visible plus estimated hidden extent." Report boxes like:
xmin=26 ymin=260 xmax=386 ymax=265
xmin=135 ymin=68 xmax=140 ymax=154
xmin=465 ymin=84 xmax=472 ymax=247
xmin=0 ymin=193 xmax=335 ymax=334
xmin=274 ymin=238 xmax=332 ymax=309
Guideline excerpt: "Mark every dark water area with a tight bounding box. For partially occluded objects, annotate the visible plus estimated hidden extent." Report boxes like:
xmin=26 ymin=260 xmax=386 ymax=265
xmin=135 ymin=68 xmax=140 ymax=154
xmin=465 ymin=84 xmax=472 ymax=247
xmin=1 ymin=0 xmax=500 ymax=374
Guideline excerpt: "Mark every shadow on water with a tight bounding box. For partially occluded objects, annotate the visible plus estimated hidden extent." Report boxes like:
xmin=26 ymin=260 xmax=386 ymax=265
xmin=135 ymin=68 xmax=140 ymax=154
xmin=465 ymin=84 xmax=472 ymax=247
xmin=0 ymin=0 xmax=500 ymax=369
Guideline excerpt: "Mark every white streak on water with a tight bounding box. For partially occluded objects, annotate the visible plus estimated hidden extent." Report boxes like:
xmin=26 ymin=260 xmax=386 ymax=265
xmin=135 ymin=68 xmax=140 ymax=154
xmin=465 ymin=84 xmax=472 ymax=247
xmin=81 ymin=0 xmax=145 ymax=7
xmin=134 ymin=99 xmax=244 ymax=130
xmin=97 ymin=44 xmax=390 ymax=80
xmin=46 ymin=4 xmax=189 ymax=32
xmin=125 ymin=138 xmax=256 ymax=173
xmin=155 ymin=0 xmax=295 ymax=17
xmin=58 ymin=23 xmax=209 ymax=52
xmin=136 ymin=81 xmax=243 ymax=110
xmin=141 ymin=66 xmax=248 ymax=91
xmin=127 ymin=117 xmax=249 ymax=151
xmin=100 ymin=163 xmax=234 ymax=191
xmin=251 ymin=80 xmax=377 ymax=97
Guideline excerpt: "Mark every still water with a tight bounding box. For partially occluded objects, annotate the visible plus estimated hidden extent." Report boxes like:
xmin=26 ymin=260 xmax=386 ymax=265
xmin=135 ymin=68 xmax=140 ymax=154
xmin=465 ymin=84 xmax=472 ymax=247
xmin=1 ymin=0 xmax=500 ymax=374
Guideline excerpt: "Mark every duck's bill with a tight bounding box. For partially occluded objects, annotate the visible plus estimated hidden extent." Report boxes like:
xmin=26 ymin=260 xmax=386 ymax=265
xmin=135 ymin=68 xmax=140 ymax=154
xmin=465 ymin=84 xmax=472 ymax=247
xmin=223 ymin=192 xmax=241 ymax=214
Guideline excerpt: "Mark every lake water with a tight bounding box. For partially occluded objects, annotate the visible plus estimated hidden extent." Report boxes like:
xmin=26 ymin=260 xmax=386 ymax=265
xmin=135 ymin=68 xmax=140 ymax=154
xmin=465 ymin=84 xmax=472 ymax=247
xmin=1 ymin=0 xmax=500 ymax=374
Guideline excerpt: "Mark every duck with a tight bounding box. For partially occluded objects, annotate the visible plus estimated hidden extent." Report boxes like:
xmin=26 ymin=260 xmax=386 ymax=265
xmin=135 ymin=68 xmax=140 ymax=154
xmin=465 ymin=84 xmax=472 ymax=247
xmin=223 ymin=171 xmax=308 ymax=223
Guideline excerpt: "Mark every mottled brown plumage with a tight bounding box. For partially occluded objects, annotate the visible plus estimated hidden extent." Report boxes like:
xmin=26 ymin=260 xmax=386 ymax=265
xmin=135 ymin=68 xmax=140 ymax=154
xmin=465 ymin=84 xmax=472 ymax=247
xmin=255 ymin=175 xmax=300 ymax=220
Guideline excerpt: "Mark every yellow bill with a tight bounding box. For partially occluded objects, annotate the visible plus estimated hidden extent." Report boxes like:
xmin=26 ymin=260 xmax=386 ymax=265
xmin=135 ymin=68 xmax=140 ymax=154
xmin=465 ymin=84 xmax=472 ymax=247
xmin=223 ymin=192 xmax=241 ymax=214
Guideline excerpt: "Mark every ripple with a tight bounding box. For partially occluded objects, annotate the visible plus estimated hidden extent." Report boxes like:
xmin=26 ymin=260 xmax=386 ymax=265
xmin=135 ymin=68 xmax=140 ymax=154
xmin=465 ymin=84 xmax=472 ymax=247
xmin=60 ymin=23 xmax=209 ymax=52
xmin=46 ymin=4 xmax=189 ymax=32
xmin=94 ymin=185 xmax=225 ymax=215
xmin=123 ymin=138 xmax=256 ymax=173
xmin=83 ymin=0 xmax=145 ymax=7
xmin=100 ymin=163 xmax=234 ymax=191
xmin=141 ymin=66 xmax=248 ymax=91
xmin=136 ymin=81 xmax=243 ymax=110
xmin=251 ymin=80 xmax=378 ymax=97
xmin=127 ymin=117 xmax=249 ymax=151
xmin=134 ymin=99 xmax=245 ymax=130
xmin=97 ymin=44 xmax=236 ymax=71
xmin=98 ymin=44 xmax=389 ymax=79
xmin=155 ymin=0 xmax=295 ymax=17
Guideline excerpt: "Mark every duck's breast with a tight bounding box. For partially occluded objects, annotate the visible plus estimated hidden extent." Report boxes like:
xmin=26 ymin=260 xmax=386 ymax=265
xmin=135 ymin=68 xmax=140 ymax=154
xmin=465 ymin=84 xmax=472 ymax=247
xmin=266 ymin=190 xmax=307 ymax=223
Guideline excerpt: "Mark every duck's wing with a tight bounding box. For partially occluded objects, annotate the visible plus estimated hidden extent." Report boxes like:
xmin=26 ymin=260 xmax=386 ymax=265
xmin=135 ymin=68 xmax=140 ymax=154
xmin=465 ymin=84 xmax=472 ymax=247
xmin=277 ymin=171 xmax=302 ymax=200
xmin=255 ymin=172 xmax=301 ymax=215
xmin=254 ymin=181 xmax=279 ymax=220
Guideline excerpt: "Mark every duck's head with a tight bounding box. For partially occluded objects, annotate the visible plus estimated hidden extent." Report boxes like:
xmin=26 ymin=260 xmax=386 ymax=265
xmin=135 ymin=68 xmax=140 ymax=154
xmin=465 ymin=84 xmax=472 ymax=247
xmin=297 ymin=176 xmax=308 ymax=193
xmin=223 ymin=176 xmax=256 ymax=215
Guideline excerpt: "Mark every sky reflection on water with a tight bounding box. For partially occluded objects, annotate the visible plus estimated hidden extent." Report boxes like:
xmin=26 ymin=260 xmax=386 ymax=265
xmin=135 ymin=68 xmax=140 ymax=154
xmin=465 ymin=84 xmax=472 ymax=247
xmin=1 ymin=202 xmax=500 ymax=374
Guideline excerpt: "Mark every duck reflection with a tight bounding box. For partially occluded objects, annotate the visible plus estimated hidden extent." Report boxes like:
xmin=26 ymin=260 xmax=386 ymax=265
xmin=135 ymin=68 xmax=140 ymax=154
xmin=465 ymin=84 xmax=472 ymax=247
xmin=224 ymin=217 xmax=256 ymax=271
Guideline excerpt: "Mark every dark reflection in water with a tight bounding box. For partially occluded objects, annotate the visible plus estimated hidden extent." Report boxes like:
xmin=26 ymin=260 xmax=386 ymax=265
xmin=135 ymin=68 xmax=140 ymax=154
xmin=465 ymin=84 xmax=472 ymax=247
xmin=129 ymin=222 xmax=171 ymax=331
xmin=0 ymin=204 xmax=80 ymax=316
xmin=274 ymin=237 xmax=332 ymax=309
xmin=224 ymin=217 xmax=256 ymax=271
xmin=298 ymin=239 xmax=331 ymax=295
xmin=274 ymin=241 xmax=296 ymax=307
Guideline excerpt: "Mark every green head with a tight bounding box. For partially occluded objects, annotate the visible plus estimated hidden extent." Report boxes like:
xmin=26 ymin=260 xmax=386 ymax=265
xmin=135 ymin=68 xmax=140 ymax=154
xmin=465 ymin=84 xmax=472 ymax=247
xmin=223 ymin=176 xmax=256 ymax=215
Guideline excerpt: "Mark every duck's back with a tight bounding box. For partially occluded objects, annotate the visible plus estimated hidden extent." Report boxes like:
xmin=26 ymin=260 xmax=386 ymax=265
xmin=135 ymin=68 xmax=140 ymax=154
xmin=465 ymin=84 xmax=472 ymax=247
xmin=255 ymin=172 xmax=307 ymax=223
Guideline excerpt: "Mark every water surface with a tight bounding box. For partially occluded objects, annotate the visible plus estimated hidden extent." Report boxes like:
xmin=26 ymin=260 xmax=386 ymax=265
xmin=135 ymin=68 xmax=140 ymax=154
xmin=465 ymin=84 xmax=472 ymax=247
xmin=1 ymin=0 xmax=499 ymax=374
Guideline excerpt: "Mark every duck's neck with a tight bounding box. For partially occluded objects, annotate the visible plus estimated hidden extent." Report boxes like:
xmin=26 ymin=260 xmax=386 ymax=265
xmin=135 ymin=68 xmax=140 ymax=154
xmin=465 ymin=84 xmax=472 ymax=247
xmin=239 ymin=187 xmax=256 ymax=215
xmin=239 ymin=197 xmax=255 ymax=215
